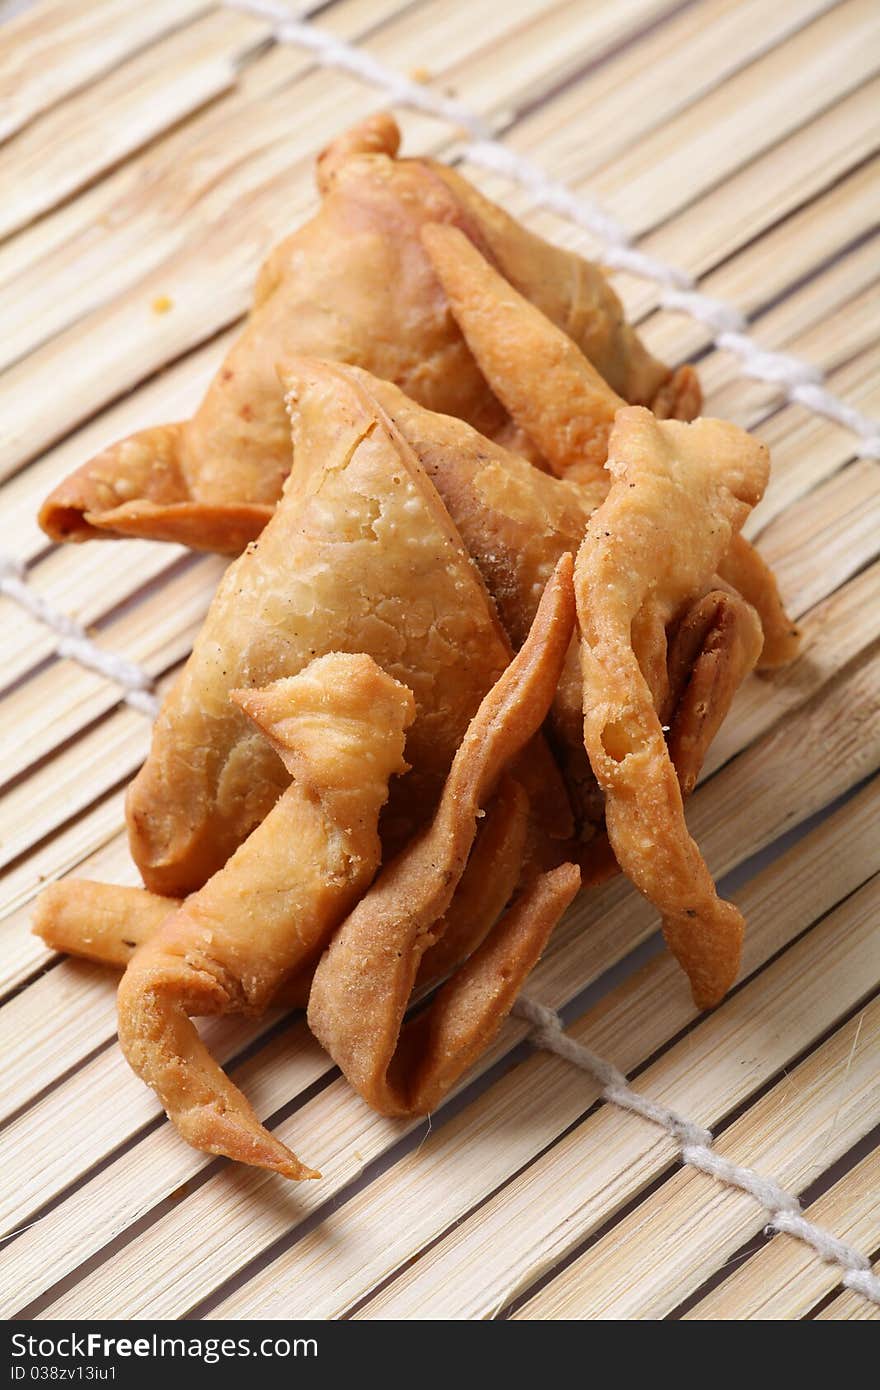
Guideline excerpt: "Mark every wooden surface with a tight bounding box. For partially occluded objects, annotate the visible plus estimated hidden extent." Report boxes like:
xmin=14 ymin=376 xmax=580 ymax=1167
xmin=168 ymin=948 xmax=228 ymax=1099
xmin=0 ymin=0 xmax=877 ymax=1320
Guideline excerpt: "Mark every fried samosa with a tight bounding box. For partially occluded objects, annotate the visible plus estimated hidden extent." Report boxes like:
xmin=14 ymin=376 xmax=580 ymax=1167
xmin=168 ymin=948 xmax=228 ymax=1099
xmin=39 ymin=113 xmax=695 ymax=552
xmin=574 ymin=407 xmax=769 ymax=1009
xmin=115 ymin=651 xmax=414 ymax=1178
xmin=127 ymin=357 xmax=569 ymax=898
xmin=308 ymin=557 xmax=580 ymax=1117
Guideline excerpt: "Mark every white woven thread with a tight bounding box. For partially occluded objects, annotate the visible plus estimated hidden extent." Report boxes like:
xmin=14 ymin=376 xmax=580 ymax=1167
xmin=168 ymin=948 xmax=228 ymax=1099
xmin=512 ymin=994 xmax=880 ymax=1306
xmin=0 ymin=557 xmax=159 ymax=716
xmin=234 ymin=0 xmax=880 ymax=461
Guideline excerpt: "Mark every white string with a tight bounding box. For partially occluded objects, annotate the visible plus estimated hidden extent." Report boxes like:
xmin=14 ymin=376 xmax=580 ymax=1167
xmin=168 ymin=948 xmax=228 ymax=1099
xmin=512 ymin=995 xmax=880 ymax=1307
xmin=233 ymin=0 xmax=880 ymax=462
xmin=0 ymin=557 xmax=159 ymax=716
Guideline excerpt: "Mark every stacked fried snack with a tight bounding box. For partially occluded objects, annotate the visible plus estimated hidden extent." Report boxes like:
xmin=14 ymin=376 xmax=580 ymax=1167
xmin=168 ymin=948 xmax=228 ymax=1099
xmin=33 ymin=116 xmax=799 ymax=1180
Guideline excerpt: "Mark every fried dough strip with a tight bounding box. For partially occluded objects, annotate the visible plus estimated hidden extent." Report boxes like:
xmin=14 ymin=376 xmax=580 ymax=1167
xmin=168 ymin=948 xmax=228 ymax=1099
xmin=576 ymin=586 xmax=763 ymax=886
xmin=665 ymin=590 xmax=764 ymax=797
xmin=422 ymin=222 xmax=625 ymax=484
xmin=40 ymin=114 xmax=686 ymax=551
xmin=32 ymin=882 xmax=314 ymax=1010
xmin=422 ymin=222 xmax=699 ymax=485
xmin=575 ymin=408 xmax=769 ymax=1009
xmin=32 ymin=779 xmax=527 ymax=1006
xmin=308 ymin=557 xmax=580 ymax=1116
xmin=416 ymin=776 xmax=529 ymax=989
xmin=718 ymin=530 xmax=802 ymax=668
xmin=423 ymin=224 xmax=796 ymax=675
xmin=116 ymin=652 xmax=414 ymax=1178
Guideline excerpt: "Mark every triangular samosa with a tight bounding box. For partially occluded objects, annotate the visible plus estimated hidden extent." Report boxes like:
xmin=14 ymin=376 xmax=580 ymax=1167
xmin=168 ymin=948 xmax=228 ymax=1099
xmin=39 ymin=113 xmax=697 ymax=552
xmin=127 ymin=357 xmax=570 ymax=897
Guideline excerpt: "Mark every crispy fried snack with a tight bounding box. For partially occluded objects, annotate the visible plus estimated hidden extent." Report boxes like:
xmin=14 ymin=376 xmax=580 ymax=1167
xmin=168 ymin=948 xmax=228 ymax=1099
xmin=115 ymin=651 xmax=414 ymax=1178
xmin=40 ymin=114 xmax=690 ymax=551
xmin=127 ymin=357 xmax=568 ymax=898
xmin=575 ymin=407 xmax=770 ymax=1009
xmin=664 ymin=589 xmax=764 ymax=797
xmin=308 ymin=557 xmax=580 ymax=1116
xmin=718 ymin=530 xmax=801 ymax=668
xmin=423 ymin=222 xmax=796 ymax=672
xmin=339 ymin=365 xmax=596 ymax=814
xmin=423 ymin=221 xmax=622 ymax=485
xmin=32 ymin=780 xmax=528 ymax=1004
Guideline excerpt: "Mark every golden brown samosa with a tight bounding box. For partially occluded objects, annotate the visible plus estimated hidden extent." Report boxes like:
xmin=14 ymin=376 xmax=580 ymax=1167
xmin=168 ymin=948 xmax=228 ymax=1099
xmin=39 ymin=113 xmax=696 ymax=552
xmin=127 ymin=357 xmax=570 ymax=898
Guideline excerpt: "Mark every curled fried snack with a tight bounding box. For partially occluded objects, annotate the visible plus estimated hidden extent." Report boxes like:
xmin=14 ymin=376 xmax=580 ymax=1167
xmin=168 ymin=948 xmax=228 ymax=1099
xmin=33 ymin=880 xmax=175 ymax=969
xmin=423 ymin=221 xmax=626 ymax=484
xmin=417 ymin=775 xmax=529 ymax=989
xmin=308 ymin=557 xmax=580 ymax=1116
xmin=116 ymin=651 xmax=414 ymax=1178
xmin=40 ymin=114 xmax=686 ymax=551
xmin=718 ymin=530 xmax=801 ymax=668
xmin=127 ymin=357 xmax=568 ymax=898
xmin=33 ymin=783 xmax=527 ymax=1007
xmin=33 ymin=881 xmax=316 ymax=1009
xmin=575 ymin=407 xmax=770 ymax=1008
xmin=664 ymin=589 xmax=764 ymax=797
xmin=423 ymin=224 xmax=796 ymax=679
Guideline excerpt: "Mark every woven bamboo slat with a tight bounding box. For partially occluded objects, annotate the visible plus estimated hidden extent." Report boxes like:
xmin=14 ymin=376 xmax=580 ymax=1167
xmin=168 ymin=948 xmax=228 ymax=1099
xmin=0 ymin=0 xmax=212 ymax=141
xmin=0 ymin=8 xmax=274 ymax=242
xmin=1 ymin=0 xmax=877 ymax=1321
xmin=684 ymin=1149 xmax=880 ymax=1320
xmin=816 ymin=1267 xmax=880 ymax=1320
xmin=515 ymin=989 xmax=880 ymax=1320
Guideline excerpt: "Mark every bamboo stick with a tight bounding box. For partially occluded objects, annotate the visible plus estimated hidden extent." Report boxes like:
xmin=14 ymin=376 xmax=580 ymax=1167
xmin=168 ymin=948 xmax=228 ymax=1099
xmin=815 ymin=1264 xmax=880 ymax=1319
xmin=0 ymin=8 xmax=273 ymax=243
xmin=0 ymin=2 xmax=409 ymax=300
xmin=684 ymin=1148 xmax=880 ymax=1319
xmin=491 ymin=0 xmax=837 ymax=187
xmin=703 ymin=561 xmax=880 ymax=778
xmin=582 ymin=0 xmax=880 ymax=236
xmin=0 ymin=0 xmax=212 ymax=142
xmin=514 ymin=975 xmax=880 ymax=1320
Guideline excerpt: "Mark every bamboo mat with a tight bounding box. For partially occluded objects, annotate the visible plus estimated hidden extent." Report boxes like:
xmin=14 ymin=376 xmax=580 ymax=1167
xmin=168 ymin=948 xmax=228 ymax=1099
xmin=0 ymin=0 xmax=878 ymax=1322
